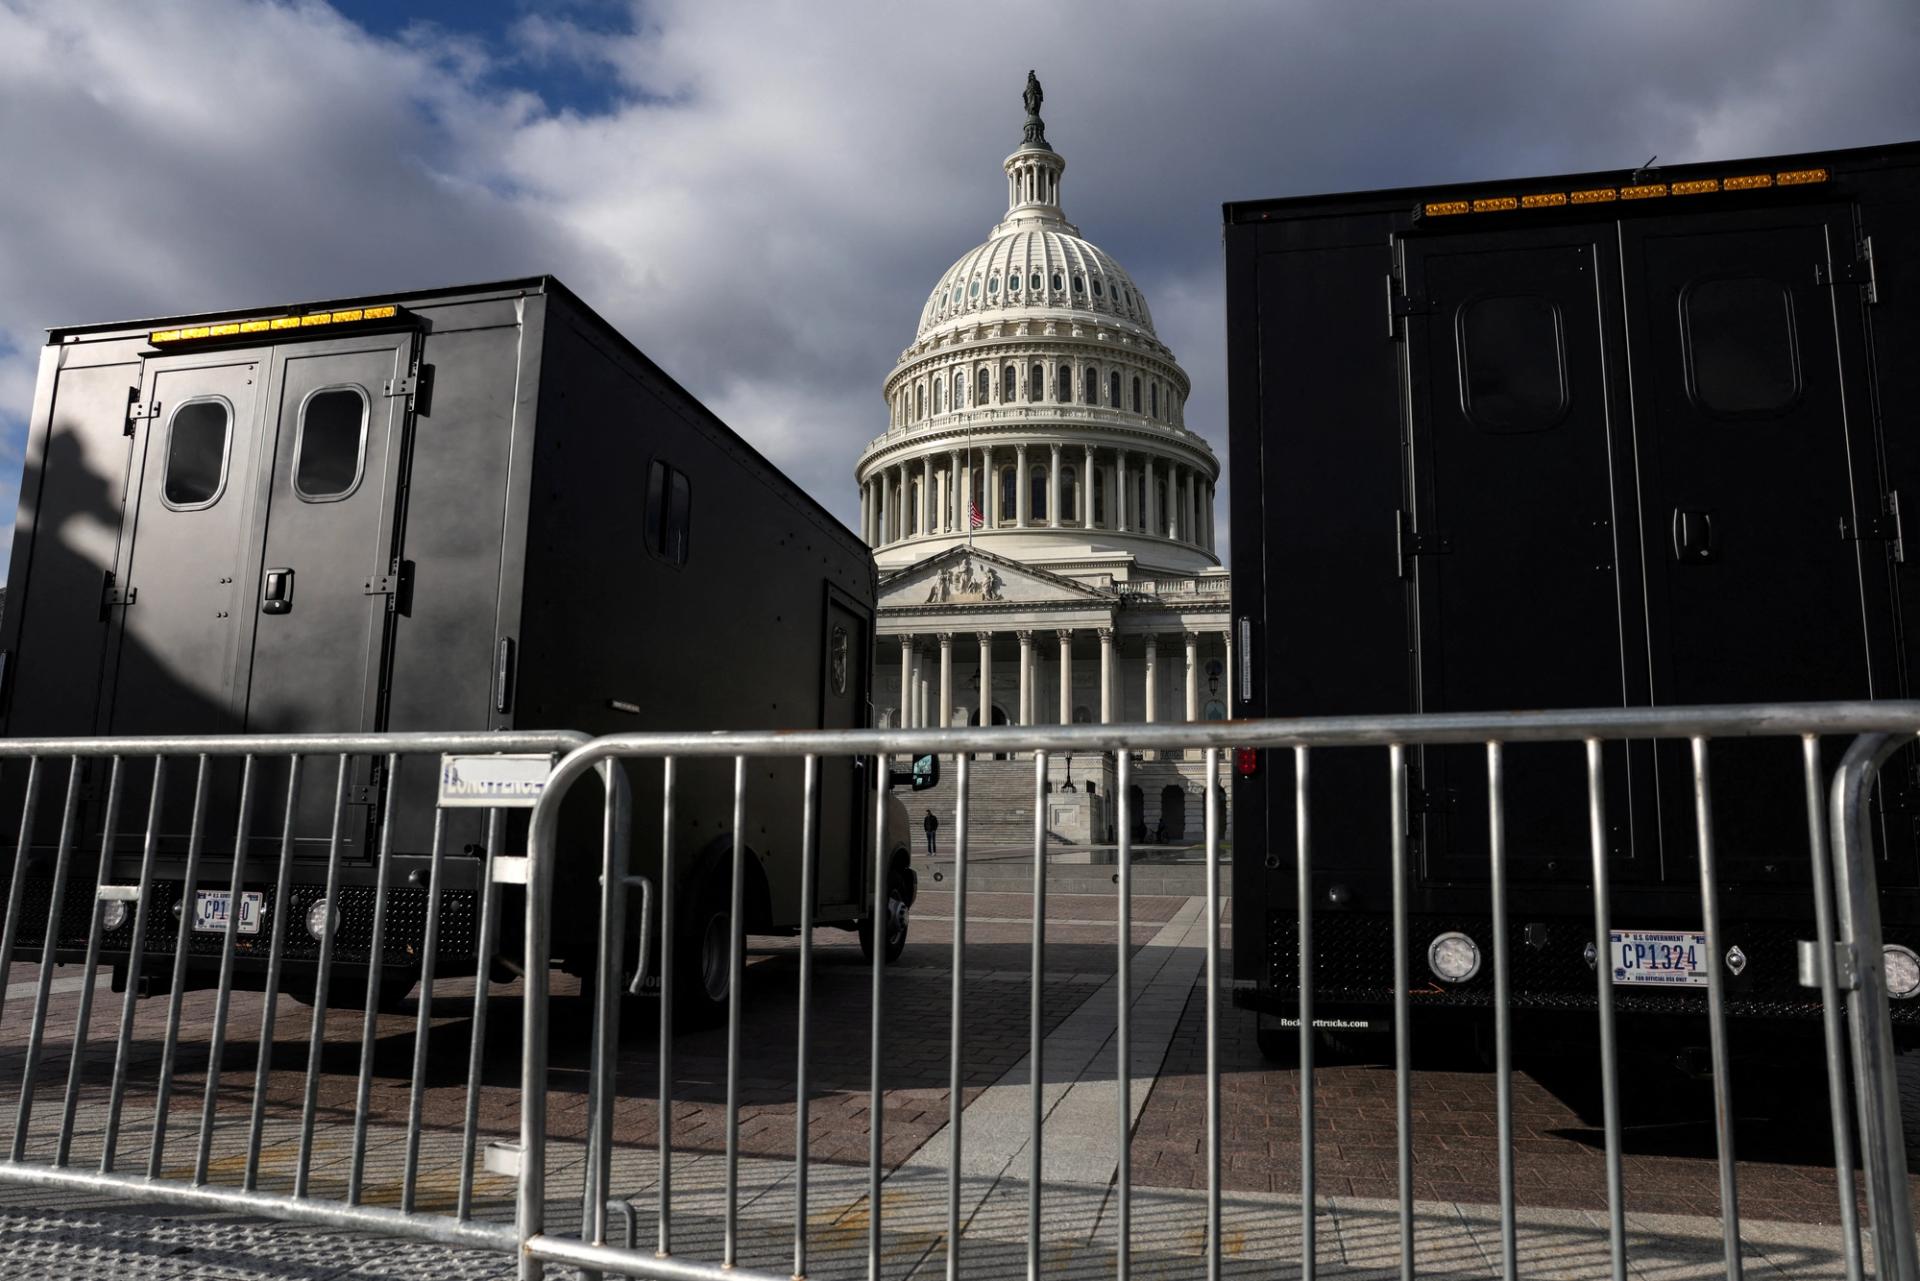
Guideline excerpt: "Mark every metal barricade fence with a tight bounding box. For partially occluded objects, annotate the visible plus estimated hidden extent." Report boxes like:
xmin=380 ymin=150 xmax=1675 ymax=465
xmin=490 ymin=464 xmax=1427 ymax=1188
xmin=524 ymin=703 xmax=1920 ymax=1281
xmin=0 ymin=730 xmax=628 ymax=1258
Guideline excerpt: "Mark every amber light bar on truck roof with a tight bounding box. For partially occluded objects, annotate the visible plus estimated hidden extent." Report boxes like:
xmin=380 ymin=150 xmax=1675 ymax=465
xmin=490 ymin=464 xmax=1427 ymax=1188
xmin=1419 ymin=166 xmax=1829 ymax=220
xmin=149 ymin=303 xmax=405 ymax=346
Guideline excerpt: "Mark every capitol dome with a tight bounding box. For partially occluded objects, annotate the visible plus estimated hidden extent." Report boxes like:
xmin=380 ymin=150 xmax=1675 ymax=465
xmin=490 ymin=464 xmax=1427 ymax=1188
xmin=854 ymin=77 xmax=1219 ymax=582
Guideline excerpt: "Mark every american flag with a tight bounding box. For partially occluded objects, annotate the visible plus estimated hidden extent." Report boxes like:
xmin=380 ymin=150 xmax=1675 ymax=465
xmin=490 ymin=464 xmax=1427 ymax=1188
xmin=969 ymin=499 xmax=984 ymax=529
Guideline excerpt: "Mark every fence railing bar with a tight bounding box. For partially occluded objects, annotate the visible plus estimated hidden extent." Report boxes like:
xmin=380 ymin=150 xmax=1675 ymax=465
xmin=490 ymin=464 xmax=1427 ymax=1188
xmin=1486 ymin=741 xmax=1516 ymax=1281
xmin=1203 ymin=748 xmax=1221 ymax=1281
xmin=658 ymin=756 xmax=677 ymax=1259
xmin=583 ymin=758 xmax=629 ymax=1273
xmin=148 ymin=753 xmax=210 ymax=1179
xmin=194 ymin=753 xmax=256 ymax=1184
xmin=103 ymin=756 xmax=162 ymax=1174
xmin=0 ymin=756 xmax=45 ymax=1031
xmin=1691 ymin=736 xmax=1742 ymax=1281
xmin=1296 ymin=744 xmax=1315 ymax=1280
xmin=1388 ymin=744 xmax=1412 ymax=1281
xmin=56 ymin=754 xmax=124 ymax=1167
xmin=723 ymin=755 xmax=748 ymax=1270
xmin=295 ymin=754 xmax=352 ymax=1198
xmin=1585 ymin=740 xmax=1627 ymax=1281
xmin=13 ymin=757 xmax=83 ymax=1162
xmin=868 ymin=751 xmax=889 ymax=1281
xmin=945 ymin=751 xmax=970 ymax=1281
xmin=457 ymin=809 xmax=505 ymax=1222
xmin=402 ymin=805 xmax=449 ymax=1213
xmin=1027 ymin=749 xmax=1048 ymax=1281
xmin=348 ymin=753 xmax=401 ymax=1205
xmin=1830 ymin=732 xmax=1920 ymax=1279
xmin=795 ymin=754 xmax=819 ymax=1281
xmin=1116 ymin=749 xmax=1132 ymax=1281
xmin=244 ymin=754 xmax=302 ymax=1191
xmin=1801 ymin=736 xmax=1863 ymax=1281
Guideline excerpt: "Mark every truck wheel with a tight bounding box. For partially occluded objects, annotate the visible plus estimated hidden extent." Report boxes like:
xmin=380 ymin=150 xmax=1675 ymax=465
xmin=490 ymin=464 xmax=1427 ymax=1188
xmin=858 ymin=862 xmax=912 ymax=964
xmin=671 ymin=880 xmax=741 ymax=1024
xmin=1256 ymin=1025 xmax=1299 ymax=1065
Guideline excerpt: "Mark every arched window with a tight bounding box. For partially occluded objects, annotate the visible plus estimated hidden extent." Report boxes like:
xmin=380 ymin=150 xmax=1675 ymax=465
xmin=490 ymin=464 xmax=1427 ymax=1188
xmin=1092 ymin=278 xmax=1103 ymax=297
xmin=1030 ymin=467 xmax=1047 ymax=522
xmin=909 ymin=479 xmax=921 ymax=535
xmin=1002 ymin=364 xmax=1017 ymax=402
xmin=1092 ymin=468 xmax=1106 ymax=525
xmin=977 ymin=368 xmax=990 ymax=403
xmin=933 ymin=379 xmax=943 ymax=415
xmin=1073 ymin=274 xmax=1085 ymax=294
xmin=999 ymin=466 xmax=1017 ymax=521
xmin=1028 ymin=363 xmax=1043 ymax=403
xmin=1132 ymin=377 xmax=1142 ymax=412
xmin=916 ymin=384 xmax=925 ymax=420
xmin=988 ymin=275 xmax=999 ymax=296
xmin=969 ymin=279 xmax=980 ymax=299
xmin=1084 ymin=365 xmax=1098 ymax=404
xmin=1149 ymin=382 xmax=1158 ymax=418
xmin=1056 ymin=364 xmax=1070 ymax=403
xmin=1109 ymin=371 xmax=1122 ymax=407
xmin=1031 ymin=271 xmax=1042 ymax=292
xmin=1155 ymin=479 xmax=1168 ymax=533
xmin=1062 ymin=466 xmax=1078 ymax=521
xmin=1051 ymin=270 xmax=1064 ymax=291
xmin=1007 ymin=272 xmax=1021 ymax=294
xmin=953 ymin=370 xmax=965 ymax=408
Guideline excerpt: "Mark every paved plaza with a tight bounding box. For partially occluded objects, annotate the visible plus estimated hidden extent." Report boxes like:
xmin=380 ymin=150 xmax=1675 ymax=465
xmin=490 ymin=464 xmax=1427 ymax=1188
xmin=0 ymin=883 xmax=1906 ymax=1277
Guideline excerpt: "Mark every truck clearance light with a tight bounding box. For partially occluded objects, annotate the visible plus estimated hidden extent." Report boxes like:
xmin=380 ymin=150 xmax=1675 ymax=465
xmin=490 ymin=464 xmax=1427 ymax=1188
xmin=1234 ymin=746 xmax=1258 ymax=777
xmin=1420 ymin=166 xmax=1825 ymax=219
xmin=150 ymin=303 xmax=403 ymax=347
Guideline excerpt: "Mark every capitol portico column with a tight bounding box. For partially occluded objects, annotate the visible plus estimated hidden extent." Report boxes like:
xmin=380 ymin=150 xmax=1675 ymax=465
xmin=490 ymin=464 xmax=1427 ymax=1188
xmin=976 ymin=632 xmax=995 ymax=739
xmin=1048 ymin=444 xmax=1062 ymax=529
xmin=1017 ymin=630 xmax=1034 ymax=726
xmin=1057 ymin=629 xmax=1074 ymax=723
xmin=897 ymin=462 xmax=910 ymax=538
xmin=899 ymin=635 xmax=914 ymax=730
xmin=1144 ymin=633 xmax=1159 ymax=724
xmin=1098 ymin=627 xmax=1114 ymax=723
xmin=1185 ymin=631 xmax=1200 ymax=722
xmin=1116 ymin=451 xmax=1130 ymax=533
xmin=878 ymin=477 xmax=891 ymax=545
xmin=1015 ymin=444 xmax=1030 ymax=528
xmin=939 ymin=633 xmax=954 ymax=730
xmin=949 ymin=448 xmax=962 ymax=532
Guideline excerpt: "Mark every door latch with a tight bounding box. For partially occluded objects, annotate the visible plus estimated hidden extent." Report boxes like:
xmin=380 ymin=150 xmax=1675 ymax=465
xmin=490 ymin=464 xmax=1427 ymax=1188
xmin=262 ymin=567 xmax=294 ymax=615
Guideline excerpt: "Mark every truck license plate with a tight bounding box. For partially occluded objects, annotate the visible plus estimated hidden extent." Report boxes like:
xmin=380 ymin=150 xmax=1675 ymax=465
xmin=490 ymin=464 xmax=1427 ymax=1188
xmin=1609 ymin=928 xmax=1708 ymax=988
xmin=193 ymin=890 xmax=264 ymax=935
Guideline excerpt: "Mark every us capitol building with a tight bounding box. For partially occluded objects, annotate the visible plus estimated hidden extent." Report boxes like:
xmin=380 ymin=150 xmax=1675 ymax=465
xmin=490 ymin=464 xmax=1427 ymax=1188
xmin=852 ymin=76 xmax=1230 ymax=844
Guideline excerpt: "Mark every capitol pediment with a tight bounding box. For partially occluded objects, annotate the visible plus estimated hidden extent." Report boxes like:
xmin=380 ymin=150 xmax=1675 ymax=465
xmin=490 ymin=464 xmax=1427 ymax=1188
xmin=880 ymin=547 xmax=1113 ymax=610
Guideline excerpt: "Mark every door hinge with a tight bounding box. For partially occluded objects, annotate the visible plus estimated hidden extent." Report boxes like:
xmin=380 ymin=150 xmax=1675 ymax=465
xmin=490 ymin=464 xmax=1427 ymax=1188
xmin=1396 ymin=509 xmax=1451 ymax=578
xmin=125 ymin=388 xmax=157 ymax=434
xmin=363 ymin=560 xmax=413 ymax=613
xmin=383 ymin=363 xmax=433 ymax=413
xmin=1385 ymin=275 xmax=1429 ymax=337
xmin=1840 ymin=489 xmax=1903 ymax=562
xmin=100 ymin=572 xmax=135 ymax=618
xmin=1818 ymin=237 xmax=1878 ymax=303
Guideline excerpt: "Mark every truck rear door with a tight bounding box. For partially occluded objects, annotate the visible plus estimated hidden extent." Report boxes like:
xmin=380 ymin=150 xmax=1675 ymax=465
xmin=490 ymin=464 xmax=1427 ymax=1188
xmin=1399 ymin=229 xmax=1646 ymax=885
xmin=1619 ymin=205 xmax=1906 ymax=883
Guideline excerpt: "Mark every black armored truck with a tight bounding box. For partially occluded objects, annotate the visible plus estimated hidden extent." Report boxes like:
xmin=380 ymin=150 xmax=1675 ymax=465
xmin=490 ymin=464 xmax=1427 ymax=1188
xmin=1223 ymin=141 xmax=1920 ymax=1073
xmin=0 ymin=276 xmax=918 ymax=1013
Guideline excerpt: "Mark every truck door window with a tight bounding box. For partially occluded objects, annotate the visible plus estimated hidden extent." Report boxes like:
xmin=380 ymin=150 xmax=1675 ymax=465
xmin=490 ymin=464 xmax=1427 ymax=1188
xmin=1683 ymin=276 xmax=1801 ymax=417
xmin=1457 ymin=294 xmax=1568 ymax=433
xmin=645 ymin=458 xmax=692 ymax=567
xmin=293 ymin=386 xmax=369 ymax=500
xmin=161 ymin=397 xmax=233 ymax=509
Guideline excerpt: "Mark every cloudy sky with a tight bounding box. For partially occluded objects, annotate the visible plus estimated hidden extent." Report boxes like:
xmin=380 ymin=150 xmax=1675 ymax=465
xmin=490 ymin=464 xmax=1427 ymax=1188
xmin=2 ymin=0 xmax=1917 ymax=577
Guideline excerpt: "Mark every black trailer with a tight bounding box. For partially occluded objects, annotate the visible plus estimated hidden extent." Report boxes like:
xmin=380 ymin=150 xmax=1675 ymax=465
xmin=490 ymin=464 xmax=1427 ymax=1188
xmin=1 ymin=276 xmax=912 ymax=1010
xmin=1223 ymin=141 xmax=1920 ymax=1065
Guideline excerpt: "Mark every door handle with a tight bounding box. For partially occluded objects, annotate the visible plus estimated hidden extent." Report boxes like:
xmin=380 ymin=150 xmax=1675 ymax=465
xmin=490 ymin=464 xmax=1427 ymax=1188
xmin=262 ymin=567 xmax=294 ymax=614
xmin=1672 ymin=510 xmax=1715 ymax=563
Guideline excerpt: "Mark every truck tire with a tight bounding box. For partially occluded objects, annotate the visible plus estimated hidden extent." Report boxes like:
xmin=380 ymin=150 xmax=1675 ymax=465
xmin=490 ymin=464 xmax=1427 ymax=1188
xmin=673 ymin=879 xmax=741 ymax=1025
xmin=1256 ymin=1025 xmax=1299 ymax=1065
xmin=858 ymin=860 xmax=912 ymax=964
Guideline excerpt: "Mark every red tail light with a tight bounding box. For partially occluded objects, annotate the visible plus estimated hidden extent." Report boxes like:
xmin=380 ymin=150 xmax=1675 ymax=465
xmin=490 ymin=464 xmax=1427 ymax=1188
xmin=1234 ymin=747 xmax=1259 ymax=777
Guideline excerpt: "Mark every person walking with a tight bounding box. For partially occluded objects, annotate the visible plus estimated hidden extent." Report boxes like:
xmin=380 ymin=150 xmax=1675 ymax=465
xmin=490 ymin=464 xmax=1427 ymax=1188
xmin=923 ymin=808 xmax=939 ymax=855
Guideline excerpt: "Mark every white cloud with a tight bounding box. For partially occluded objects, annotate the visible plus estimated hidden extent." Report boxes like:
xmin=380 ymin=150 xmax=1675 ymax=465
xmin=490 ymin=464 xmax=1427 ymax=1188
xmin=0 ymin=0 xmax=1916 ymax=588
